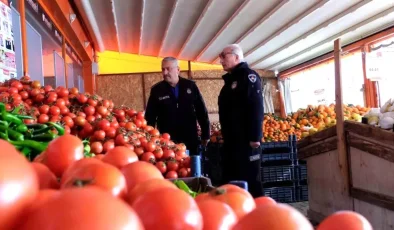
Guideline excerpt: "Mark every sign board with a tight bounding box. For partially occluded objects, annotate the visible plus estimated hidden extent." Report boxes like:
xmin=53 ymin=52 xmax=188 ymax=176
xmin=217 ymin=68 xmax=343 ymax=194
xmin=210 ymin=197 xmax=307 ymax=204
xmin=0 ymin=0 xmax=17 ymax=81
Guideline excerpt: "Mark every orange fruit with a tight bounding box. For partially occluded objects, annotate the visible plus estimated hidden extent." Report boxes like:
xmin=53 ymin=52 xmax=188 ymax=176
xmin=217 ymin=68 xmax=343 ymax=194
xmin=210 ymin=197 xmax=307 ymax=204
xmin=317 ymin=211 xmax=372 ymax=230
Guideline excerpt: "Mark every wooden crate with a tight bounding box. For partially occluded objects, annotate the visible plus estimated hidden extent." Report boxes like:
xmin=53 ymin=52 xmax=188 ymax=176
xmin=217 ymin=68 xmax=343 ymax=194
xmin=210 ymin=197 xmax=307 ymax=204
xmin=299 ymin=121 xmax=394 ymax=229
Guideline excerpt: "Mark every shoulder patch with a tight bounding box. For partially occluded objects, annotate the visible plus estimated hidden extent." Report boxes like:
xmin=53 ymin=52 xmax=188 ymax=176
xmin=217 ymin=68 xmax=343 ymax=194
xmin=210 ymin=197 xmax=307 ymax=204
xmin=248 ymin=74 xmax=257 ymax=83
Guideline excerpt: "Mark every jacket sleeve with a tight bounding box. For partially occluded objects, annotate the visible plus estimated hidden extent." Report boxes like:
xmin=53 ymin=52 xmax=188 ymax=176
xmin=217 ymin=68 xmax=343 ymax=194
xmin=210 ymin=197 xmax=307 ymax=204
xmin=193 ymin=83 xmax=210 ymax=140
xmin=246 ymin=72 xmax=264 ymax=142
xmin=144 ymin=88 xmax=158 ymax=127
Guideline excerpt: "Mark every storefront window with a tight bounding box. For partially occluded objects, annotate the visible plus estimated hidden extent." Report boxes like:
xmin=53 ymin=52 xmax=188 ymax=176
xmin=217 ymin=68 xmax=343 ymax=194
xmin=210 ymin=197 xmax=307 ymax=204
xmin=369 ymin=37 xmax=394 ymax=106
xmin=288 ymin=51 xmax=365 ymax=112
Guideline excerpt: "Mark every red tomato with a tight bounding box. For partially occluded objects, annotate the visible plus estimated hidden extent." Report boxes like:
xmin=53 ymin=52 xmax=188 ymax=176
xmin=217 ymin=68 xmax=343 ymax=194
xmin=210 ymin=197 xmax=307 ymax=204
xmin=66 ymin=112 xmax=76 ymax=119
xmin=161 ymin=133 xmax=171 ymax=140
xmin=17 ymin=188 xmax=144 ymax=230
xmin=61 ymin=161 xmax=127 ymax=199
xmin=165 ymin=170 xmax=178 ymax=179
xmin=155 ymin=161 xmax=167 ymax=174
xmin=98 ymin=119 xmax=110 ymax=131
xmin=136 ymin=111 xmax=144 ymax=120
xmin=8 ymin=87 xmax=18 ymax=94
xmin=127 ymin=178 xmax=176 ymax=205
xmin=31 ymin=163 xmax=59 ymax=190
xmin=144 ymin=141 xmax=156 ymax=152
xmin=121 ymin=161 xmax=164 ymax=191
xmin=39 ymin=105 xmax=49 ymax=114
xmin=101 ymin=99 xmax=110 ymax=108
xmin=93 ymin=130 xmax=106 ymax=141
xmin=163 ymin=149 xmax=175 ymax=159
xmin=69 ymin=87 xmax=79 ymax=95
xmin=134 ymin=147 xmax=144 ymax=157
xmin=77 ymin=94 xmax=88 ymax=104
xmin=178 ymin=167 xmax=188 ymax=178
xmin=232 ymin=204 xmax=313 ymax=230
xmin=34 ymin=94 xmax=45 ymax=103
xmin=0 ymin=140 xmax=39 ymax=229
xmin=56 ymin=87 xmax=69 ymax=97
xmin=183 ymin=157 xmax=191 ymax=168
xmin=86 ymin=115 xmax=95 ymax=123
xmin=134 ymin=119 xmax=142 ymax=128
xmin=37 ymin=114 xmax=48 ymax=124
xmin=209 ymin=185 xmax=256 ymax=219
xmin=149 ymin=129 xmax=160 ymax=137
xmin=49 ymin=106 xmax=60 ymax=116
xmin=96 ymin=106 xmax=108 ymax=116
xmin=167 ymin=160 xmax=179 ymax=171
xmin=19 ymin=91 xmax=29 ymax=100
xmin=141 ymin=152 xmax=155 ymax=163
xmin=74 ymin=116 xmax=86 ymax=127
xmin=102 ymin=146 xmax=138 ymax=169
xmin=254 ymin=196 xmax=277 ymax=207
xmin=59 ymin=106 xmax=69 ymax=115
xmin=103 ymin=140 xmax=115 ymax=153
xmin=115 ymin=134 xmax=129 ymax=146
xmin=317 ymin=211 xmax=373 ymax=230
xmin=132 ymin=188 xmax=202 ymax=229
xmin=64 ymin=125 xmax=71 ymax=134
xmin=90 ymin=142 xmax=103 ymax=154
xmin=62 ymin=116 xmax=74 ymax=128
xmin=197 ymin=199 xmax=238 ymax=230
xmin=105 ymin=127 xmax=116 ymax=138
xmin=11 ymin=81 xmax=23 ymax=91
xmin=84 ymin=106 xmax=95 ymax=116
xmin=124 ymin=122 xmax=137 ymax=131
xmin=60 ymin=158 xmax=103 ymax=184
xmin=55 ymin=98 xmax=66 ymax=107
xmin=45 ymin=135 xmax=84 ymax=177
xmin=153 ymin=147 xmax=163 ymax=159
xmin=127 ymin=109 xmax=137 ymax=117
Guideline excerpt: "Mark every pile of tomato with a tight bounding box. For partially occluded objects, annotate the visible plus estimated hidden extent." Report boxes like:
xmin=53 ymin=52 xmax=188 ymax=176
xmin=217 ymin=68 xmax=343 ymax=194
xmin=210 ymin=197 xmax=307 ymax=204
xmin=0 ymin=136 xmax=372 ymax=229
xmin=0 ymin=77 xmax=190 ymax=179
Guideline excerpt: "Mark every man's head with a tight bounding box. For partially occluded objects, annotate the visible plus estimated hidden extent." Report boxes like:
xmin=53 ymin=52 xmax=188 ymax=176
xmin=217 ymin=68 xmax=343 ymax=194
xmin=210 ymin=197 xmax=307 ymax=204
xmin=219 ymin=44 xmax=244 ymax=72
xmin=162 ymin=57 xmax=180 ymax=86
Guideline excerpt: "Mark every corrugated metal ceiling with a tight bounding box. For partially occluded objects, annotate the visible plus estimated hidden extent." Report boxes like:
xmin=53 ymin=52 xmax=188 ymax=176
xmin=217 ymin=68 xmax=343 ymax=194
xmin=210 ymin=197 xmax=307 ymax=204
xmin=74 ymin=0 xmax=394 ymax=72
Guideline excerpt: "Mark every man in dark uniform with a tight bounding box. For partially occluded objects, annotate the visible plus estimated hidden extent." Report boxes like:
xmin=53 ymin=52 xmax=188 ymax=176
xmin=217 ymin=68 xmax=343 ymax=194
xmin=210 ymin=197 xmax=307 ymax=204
xmin=145 ymin=57 xmax=210 ymax=155
xmin=218 ymin=44 xmax=264 ymax=198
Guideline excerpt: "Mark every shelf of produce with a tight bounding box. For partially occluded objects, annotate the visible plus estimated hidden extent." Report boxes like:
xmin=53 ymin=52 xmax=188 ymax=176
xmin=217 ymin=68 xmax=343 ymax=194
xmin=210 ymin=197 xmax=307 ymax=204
xmin=298 ymin=121 xmax=394 ymax=228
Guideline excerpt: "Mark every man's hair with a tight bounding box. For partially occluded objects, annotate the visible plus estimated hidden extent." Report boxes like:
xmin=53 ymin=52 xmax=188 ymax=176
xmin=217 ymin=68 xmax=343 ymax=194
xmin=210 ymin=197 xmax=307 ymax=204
xmin=162 ymin=56 xmax=179 ymax=67
xmin=224 ymin=44 xmax=244 ymax=61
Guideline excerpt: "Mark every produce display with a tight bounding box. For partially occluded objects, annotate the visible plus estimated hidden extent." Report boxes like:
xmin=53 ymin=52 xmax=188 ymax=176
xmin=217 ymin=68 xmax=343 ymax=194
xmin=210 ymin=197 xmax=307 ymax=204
xmin=0 ymin=77 xmax=190 ymax=178
xmin=0 ymin=139 xmax=373 ymax=229
xmin=363 ymin=98 xmax=394 ymax=129
xmin=208 ymin=104 xmax=370 ymax=143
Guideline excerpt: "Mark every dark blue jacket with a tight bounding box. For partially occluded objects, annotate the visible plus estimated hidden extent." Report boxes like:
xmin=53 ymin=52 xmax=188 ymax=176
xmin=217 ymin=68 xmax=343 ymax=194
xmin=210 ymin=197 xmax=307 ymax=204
xmin=145 ymin=77 xmax=210 ymax=146
xmin=218 ymin=62 xmax=264 ymax=145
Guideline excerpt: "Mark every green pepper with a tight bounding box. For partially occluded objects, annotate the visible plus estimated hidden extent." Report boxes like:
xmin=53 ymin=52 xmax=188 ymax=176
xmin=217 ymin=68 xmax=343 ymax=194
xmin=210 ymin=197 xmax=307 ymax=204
xmin=31 ymin=133 xmax=57 ymax=142
xmin=47 ymin=122 xmax=65 ymax=135
xmin=32 ymin=126 xmax=52 ymax=135
xmin=0 ymin=103 xmax=5 ymax=113
xmin=174 ymin=180 xmax=197 ymax=198
xmin=0 ymin=125 xmax=24 ymax=141
xmin=26 ymin=124 xmax=48 ymax=129
xmin=20 ymin=147 xmax=31 ymax=160
xmin=11 ymin=106 xmax=22 ymax=115
xmin=0 ymin=120 xmax=8 ymax=127
xmin=1 ymin=112 xmax=23 ymax=125
xmin=8 ymin=140 xmax=47 ymax=153
xmin=0 ymin=132 xmax=7 ymax=140
xmin=15 ymin=115 xmax=33 ymax=120
xmin=15 ymin=124 xmax=28 ymax=133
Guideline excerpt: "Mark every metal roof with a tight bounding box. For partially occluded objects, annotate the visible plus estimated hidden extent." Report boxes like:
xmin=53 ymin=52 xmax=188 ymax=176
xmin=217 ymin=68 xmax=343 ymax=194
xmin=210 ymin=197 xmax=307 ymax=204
xmin=74 ymin=0 xmax=394 ymax=71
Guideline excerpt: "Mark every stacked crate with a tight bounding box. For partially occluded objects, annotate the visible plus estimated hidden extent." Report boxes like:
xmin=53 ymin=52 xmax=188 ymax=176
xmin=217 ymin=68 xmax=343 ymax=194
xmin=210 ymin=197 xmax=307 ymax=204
xmin=297 ymin=159 xmax=308 ymax=202
xmin=261 ymin=135 xmax=299 ymax=203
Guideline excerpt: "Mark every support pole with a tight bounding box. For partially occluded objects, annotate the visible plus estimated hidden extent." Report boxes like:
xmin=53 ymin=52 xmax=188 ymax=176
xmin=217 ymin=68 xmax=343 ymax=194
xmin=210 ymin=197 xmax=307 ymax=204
xmin=18 ymin=0 xmax=28 ymax=76
xmin=334 ymin=38 xmax=350 ymax=195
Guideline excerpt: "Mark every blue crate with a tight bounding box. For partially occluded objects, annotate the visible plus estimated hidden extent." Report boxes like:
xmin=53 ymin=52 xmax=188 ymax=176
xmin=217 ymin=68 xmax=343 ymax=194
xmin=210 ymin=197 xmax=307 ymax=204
xmin=299 ymin=164 xmax=307 ymax=181
xmin=264 ymin=186 xmax=297 ymax=203
xmin=261 ymin=135 xmax=297 ymax=150
xmin=262 ymin=165 xmax=296 ymax=183
xmin=298 ymin=185 xmax=309 ymax=201
xmin=262 ymin=152 xmax=297 ymax=162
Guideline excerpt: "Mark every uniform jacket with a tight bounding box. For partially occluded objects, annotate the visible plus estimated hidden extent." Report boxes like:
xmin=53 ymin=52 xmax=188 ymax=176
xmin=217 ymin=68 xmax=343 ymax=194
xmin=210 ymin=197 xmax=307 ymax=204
xmin=218 ymin=62 xmax=264 ymax=145
xmin=145 ymin=77 xmax=210 ymax=147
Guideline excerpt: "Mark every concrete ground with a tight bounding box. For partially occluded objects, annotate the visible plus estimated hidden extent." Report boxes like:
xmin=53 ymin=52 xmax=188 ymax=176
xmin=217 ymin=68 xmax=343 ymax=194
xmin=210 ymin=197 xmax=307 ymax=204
xmin=288 ymin=202 xmax=319 ymax=227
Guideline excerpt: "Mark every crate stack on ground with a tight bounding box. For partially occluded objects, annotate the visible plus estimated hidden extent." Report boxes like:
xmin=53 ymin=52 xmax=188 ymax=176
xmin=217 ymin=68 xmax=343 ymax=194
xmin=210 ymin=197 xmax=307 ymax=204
xmin=298 ymin=159 xmax=308 ymax=202
xmin=202 ymin=143 xmax=223 ymax=186
xmin=261 ymin=135 xmax=301 ymax=203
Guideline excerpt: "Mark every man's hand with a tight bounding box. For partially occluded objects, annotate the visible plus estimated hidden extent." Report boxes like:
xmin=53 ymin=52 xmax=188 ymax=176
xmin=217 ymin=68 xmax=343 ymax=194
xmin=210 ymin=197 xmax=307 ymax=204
xmin=249 ymin=141 xmax=260 ymax=149
xmin=201 ymin=139 xmax=210 ymax=147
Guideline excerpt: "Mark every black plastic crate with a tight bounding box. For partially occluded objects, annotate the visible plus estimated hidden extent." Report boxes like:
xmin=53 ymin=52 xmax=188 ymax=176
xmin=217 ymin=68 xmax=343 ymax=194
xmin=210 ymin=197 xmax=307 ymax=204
xmin=261 ymin=135 xmax=297 ymax=150
xmin=262 ymin=165 xmax=296 ymax=183
xmin=262 ymin=152 xmax=297 ymax=162
xmin=298 ymin=185 xmax=309 ymax=201
xmin=299 ymin=164 xmax=307 ymax=181
xmin=263 ymin=186 xmax=297 ymax=203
